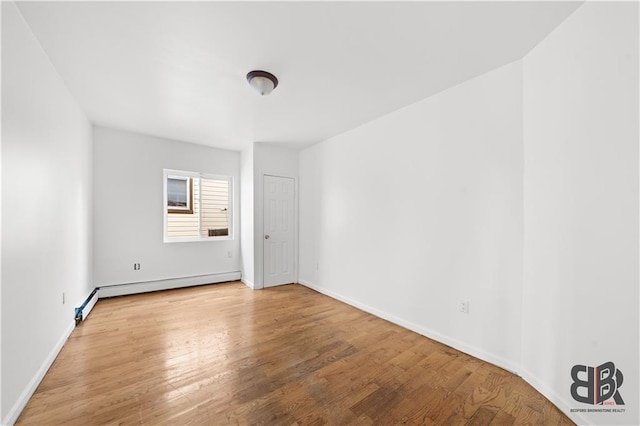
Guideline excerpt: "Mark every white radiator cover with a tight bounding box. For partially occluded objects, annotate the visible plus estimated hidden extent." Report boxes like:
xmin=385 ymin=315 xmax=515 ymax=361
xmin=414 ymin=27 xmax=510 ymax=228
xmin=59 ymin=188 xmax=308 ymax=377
xmin=98 ymin=271 xmax=241 ymax=298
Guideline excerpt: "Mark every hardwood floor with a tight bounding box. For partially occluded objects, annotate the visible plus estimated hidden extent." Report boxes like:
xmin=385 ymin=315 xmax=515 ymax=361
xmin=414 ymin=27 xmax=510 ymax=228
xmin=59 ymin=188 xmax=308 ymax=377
xmin=17 ymin=282 xmax=573 ymax=425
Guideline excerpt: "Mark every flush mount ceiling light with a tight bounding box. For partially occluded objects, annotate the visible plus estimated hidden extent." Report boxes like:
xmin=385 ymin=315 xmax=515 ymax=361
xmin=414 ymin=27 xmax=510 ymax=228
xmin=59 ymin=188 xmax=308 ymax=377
xmin=246 ymin=70 xmax=279 ymax=96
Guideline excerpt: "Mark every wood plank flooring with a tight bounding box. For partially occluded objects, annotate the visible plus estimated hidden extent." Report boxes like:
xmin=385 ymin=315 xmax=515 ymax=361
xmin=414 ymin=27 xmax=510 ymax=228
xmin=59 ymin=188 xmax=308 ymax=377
xmin=17 ymin=282 xmax=573 ymax=425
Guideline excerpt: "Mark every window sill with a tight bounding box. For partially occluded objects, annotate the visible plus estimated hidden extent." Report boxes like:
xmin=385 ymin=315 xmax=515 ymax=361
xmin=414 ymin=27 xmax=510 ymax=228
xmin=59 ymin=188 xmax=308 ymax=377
xmin=163 ymin=236 xmax=233 ymax=243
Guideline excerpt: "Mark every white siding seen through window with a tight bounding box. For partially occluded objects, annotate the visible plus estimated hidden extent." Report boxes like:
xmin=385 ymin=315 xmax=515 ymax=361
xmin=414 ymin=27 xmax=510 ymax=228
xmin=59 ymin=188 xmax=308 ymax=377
xmin=164 ymin=170 xmax=232 ymax=241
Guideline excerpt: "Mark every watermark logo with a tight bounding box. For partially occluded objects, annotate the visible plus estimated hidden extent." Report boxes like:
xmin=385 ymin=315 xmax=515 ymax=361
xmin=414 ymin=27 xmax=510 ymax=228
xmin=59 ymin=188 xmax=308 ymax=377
xmin=570 ymin=362 xmax=624 ymax=406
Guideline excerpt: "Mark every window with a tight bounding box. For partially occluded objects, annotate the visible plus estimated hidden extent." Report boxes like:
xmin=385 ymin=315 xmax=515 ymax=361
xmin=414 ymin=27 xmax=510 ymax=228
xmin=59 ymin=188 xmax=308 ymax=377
xmin=163 ymin=169 xmax=232 ymax=242
xmin=167 ymin=176 xmax=193 ymax=214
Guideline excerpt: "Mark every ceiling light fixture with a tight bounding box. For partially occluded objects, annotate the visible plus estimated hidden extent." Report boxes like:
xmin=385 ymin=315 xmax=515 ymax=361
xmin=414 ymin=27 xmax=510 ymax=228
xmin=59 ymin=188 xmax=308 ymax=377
xmin=246 ymin=70 xmax=278 ymax=96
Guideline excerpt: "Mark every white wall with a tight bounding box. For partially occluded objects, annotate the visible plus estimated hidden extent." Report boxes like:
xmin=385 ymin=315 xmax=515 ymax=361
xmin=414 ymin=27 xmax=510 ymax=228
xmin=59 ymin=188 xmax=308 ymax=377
xmin=299 ymin=61 xmax=524 ymax=371
xmin=522 ymin=3 xmax=639 ymax=424
xmin=0 ymin=2 xmax=4 ymax=418
xmin=1 ymin=2 xmax=93 ymax=423
xmin=240 ymin=144 xmax=254 ymax=287
xmin=92 ymin=126 xmax=241 ymax=287
xmin=252 ymin=144 xmax=299 ymax=288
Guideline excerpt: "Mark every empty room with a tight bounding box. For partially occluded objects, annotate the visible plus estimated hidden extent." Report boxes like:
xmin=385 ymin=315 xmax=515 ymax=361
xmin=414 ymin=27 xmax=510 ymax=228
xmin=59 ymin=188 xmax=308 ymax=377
xmin=1 ymin=1 xmax=638 ymax=425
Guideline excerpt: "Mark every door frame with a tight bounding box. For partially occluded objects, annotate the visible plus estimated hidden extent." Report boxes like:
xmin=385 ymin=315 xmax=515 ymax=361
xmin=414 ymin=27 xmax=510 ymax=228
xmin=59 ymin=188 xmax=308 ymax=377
xmin=259 ymin=173 xmax=298 ymax=289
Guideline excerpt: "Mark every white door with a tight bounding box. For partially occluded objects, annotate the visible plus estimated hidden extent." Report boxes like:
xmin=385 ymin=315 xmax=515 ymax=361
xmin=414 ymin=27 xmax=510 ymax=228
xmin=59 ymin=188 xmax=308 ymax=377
xmin=263 ymin=175 xmax=296 ymax=287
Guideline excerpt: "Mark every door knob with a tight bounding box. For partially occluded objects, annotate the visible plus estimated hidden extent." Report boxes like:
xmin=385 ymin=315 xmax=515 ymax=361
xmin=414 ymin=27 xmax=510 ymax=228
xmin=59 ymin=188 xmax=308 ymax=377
xmin=265 ymin=235 xmax=270 ymax=239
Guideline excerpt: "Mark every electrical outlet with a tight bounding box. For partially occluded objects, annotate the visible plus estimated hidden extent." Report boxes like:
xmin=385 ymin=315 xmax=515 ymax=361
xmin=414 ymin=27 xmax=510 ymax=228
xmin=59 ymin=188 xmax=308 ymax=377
xmin=134 ymin=263 xmax=141 ymax=270
xmin=62 ymin=292 xmax=66 ymax=305
xmin=315 ymin=262 xmax=319 ymax=271
xmin=458 ymin=299 xmax=469 ymax=314
xmin=227 ymin=251 xmax=233 ymax=258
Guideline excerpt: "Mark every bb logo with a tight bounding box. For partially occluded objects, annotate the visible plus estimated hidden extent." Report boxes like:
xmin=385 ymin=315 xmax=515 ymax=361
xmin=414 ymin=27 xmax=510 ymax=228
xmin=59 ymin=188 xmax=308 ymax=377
xmin=571 ymin=362 xmax=624 ymax=405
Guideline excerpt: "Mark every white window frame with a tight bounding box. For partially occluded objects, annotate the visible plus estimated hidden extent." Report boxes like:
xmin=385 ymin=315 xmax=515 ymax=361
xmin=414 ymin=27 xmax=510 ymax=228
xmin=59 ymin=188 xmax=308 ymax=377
xmin=163 ymin=169 xmax=233 ymax=243
xmin=166 ymin=175 xmax=193 ymax=214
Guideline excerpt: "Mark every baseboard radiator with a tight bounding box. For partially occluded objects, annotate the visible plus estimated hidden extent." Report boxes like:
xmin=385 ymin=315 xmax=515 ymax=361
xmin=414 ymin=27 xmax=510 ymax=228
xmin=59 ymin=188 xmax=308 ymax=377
xmin=98 ymin=271 xmax=242 ymax=298
xmin=74 ymin=288 xmax=99 ymax=325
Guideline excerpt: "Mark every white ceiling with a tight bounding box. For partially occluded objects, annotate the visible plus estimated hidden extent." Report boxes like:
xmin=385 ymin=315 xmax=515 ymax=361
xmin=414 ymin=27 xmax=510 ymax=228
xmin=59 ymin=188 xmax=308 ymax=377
xmin=16 ymin=1 xmax=582 ymax=151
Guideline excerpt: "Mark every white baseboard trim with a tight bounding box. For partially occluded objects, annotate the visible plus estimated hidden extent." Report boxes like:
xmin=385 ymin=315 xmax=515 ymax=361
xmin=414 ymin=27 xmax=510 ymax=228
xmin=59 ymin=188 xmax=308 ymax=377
xmin=98 ymin=271 xmax=241 ymax=298
xmin=241 ymin=278 xmax=255 ymax=289
xmin=298 ymin=279 xmax=519 ymax=374
xmin=519 ymin=368 xmax=589 ymax=426
xmin=3 ymin=321 xmax=75 ymax=426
